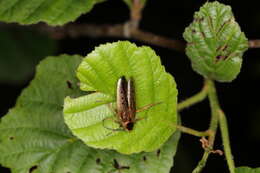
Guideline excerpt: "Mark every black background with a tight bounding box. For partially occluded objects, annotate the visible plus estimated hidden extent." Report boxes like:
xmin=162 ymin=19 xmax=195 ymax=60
xmin=1 ymin=0 xmax=260 ymax=172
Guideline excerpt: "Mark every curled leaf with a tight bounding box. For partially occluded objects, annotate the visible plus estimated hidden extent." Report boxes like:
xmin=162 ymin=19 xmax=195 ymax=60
xmin=183 ymin=1 xmax=248 ymax=82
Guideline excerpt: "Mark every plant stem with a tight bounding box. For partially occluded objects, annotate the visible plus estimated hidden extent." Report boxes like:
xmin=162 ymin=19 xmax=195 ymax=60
xmin=207 ymin=79 xmax=219 ymax=146
xmin=124 ymin=0 xmax=145 ymax=37
xmin=176 ymin=125 xmax=210 ymax=137
xmin=129 ymin=0 xmax=144 ymax=29
xmin=177 ymin=81 xmax=208 ymax=111
xmin=192 ymin=79 xmax=220 ymax=173
xmin=218 ymin=109 xmax=235 ymax=173
xmin=192 ymin=151 xmax=210 ymax=173
xmin=192 ymin=79 xmax=235 ymax=173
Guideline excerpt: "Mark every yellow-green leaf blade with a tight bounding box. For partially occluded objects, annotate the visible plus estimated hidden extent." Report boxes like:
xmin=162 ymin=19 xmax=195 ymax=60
xmin=64 ymin=41 xmax=178 ymax=154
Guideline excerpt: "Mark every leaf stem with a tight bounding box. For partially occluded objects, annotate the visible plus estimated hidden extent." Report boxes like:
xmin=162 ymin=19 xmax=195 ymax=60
xmin=177 ymin=81 xmax=208 ymax=111
xmin=207 ymin=79 xmax=219 ymax=146
xmin=176 ymin=125 xmax=210 ymax=137
xmin=191 ymin=79 xmax=235 ymax=173
xmin=192 ymin=151 xmax=210 ymax=173
xmin=218 ymin=109 xmax=235 ymax=173
xmin=192 ymin=79 xmax=220 ymax=173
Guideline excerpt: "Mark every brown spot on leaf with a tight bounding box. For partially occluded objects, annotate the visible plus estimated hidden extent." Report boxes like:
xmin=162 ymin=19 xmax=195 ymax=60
xmin=216 ymin=55 xmax=227 ymax=61
xmin=96 ymin=158 xmax=101 ymax=164
xmin=143 ymin=156 xmax=147 ymax=161
xmin=29 ymin=165 xmax=38 ymax=173
xmin=217 ymin=18 xmax=232 ymax=34
xmin=201 ymin=32 xmax=206 ymax=38
xmin=9 ymin=136 xmax=14 ymax=140
xmin=187 ymin=42 xmax=195 ymax=46
xmin=156 ymin=149 xmax=161 ymax=157
xmin=195 ymin=17 xmax=204 ymax=22
xmin=113 ymin=159 xmax=119 ymax=169
xmin=113 ymin=159 xmax=130 ymax=171
xmin=222 ymin=45 xmax=228 ymax=51
xmin=121 ymin=166 xmax=130 ymax=170
xmin=66 ymin=80 xmax=73 ymax=89
xmin=217 ymin=45 xmax=228 ymax=52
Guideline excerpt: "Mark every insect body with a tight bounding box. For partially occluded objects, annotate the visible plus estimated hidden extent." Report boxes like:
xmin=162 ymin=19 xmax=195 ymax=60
xmin=116 ymin=76 xmax=136 ymax=131
xmin=103 ymin=76 xmax=160 ymax=132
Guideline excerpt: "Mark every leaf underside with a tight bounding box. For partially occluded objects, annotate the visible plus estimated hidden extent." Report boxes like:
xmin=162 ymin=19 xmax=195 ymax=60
xmin=183 ymin=1 xmax=248 ymax=82
xmin=0 ymin=0 xmax=103 ymax=25
xmin=64 ymin=41 xmax=178 ymax=154
xmin=0 ymin=55 xmax=180 ymax=173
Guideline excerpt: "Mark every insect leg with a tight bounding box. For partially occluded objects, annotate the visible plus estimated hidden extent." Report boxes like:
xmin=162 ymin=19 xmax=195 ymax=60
xmin=136 ymin=102 xmax=162 ymax=113
xmin=102 ymin=116 xmax=123 ymax=131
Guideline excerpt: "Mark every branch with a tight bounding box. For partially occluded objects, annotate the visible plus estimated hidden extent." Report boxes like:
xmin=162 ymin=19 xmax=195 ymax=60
xmin=1 ymin=22 xmax=259 ymax=52
xmin=249 ymin=39 xmax=260 ymax=48
xmin=38 ymin=23 xmax=259 ymax=52
xmin=37 ymin=23 xmax=186 ymax=52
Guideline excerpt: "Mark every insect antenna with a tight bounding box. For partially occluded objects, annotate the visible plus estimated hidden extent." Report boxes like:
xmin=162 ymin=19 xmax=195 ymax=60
xmin=136 ymin=101 xmax=162 ymax=113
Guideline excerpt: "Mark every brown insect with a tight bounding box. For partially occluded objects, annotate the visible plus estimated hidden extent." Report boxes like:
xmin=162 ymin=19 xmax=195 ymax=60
xmin=115 ymin=76 xmax=136 ymax=131
xmin=103 ymin=76 xmax=160 ymax=131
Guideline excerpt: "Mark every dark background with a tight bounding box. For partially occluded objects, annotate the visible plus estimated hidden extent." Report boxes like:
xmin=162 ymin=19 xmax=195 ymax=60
xmin=1 ymin=0 xmax=260 ymax=172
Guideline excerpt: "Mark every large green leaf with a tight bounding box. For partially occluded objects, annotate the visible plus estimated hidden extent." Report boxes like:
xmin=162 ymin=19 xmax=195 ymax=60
xmin=64 ymin=41 xmax=178 ymax=154
xmin=0 ymin=28 xmax=56 ymax=83
xmin=183 ymin=1 xmax=248 ymax=82
xmin=236 ymin=167 xmax=260 ymax=173
xmin=0 ymin=0 xmax=104 ymax=25
xmin=0 ymin=54 xmax=180 ymax=173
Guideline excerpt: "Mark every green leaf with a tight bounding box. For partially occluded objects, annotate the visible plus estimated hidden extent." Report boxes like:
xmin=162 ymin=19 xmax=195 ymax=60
xmin=0 ymin=28 xmax=56 ymax=83
xmin=0 ymin=0 xmax=104 ymax=25
xmin=0 ymin=54 xmax=180 ymax=173
xmin=183 ymin=1 xmax=248 ymax=82
xmin=122 ymin=0 xmax=147 ymax=8
xmin=64 ymin=41 xmax=178 ymax=154
xmin=236 ymin=167 xmax=260 ymax=173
